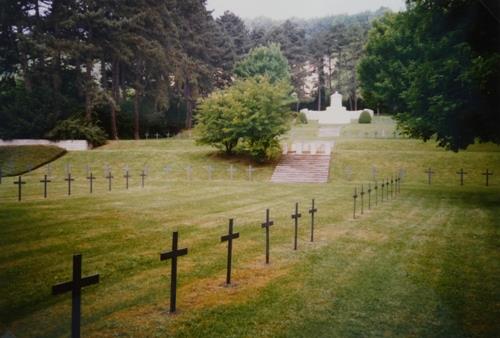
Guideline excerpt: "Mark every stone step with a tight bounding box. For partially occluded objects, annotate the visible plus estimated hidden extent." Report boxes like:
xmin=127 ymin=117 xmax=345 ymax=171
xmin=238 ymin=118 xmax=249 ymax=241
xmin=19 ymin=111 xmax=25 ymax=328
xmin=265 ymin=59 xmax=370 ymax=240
xmin=271 ymin=154 xmax=331 ymax=183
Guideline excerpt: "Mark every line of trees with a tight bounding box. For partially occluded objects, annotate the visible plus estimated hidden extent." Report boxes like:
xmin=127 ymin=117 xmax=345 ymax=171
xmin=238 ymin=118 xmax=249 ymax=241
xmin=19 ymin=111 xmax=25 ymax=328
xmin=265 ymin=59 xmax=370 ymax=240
xmin=0 ymin=2 xmax=387 ymax=141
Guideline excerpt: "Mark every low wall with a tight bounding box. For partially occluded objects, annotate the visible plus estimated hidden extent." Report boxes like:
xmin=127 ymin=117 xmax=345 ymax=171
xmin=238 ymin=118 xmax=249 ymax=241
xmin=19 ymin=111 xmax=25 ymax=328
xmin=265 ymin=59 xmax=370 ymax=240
xmin=0 ymin=139 xmax=89 ymax=151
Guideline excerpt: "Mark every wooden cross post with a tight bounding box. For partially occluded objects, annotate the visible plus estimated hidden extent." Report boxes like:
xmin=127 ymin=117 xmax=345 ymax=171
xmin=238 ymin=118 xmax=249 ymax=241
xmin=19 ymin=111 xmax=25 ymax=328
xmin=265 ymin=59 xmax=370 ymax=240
xmin=106 ymin=172 xmax=113 ymax=191
xmin=291 ymin=202 xmax=302 ymax=250
xmin=52 ymin=254 xmax=99 ymax=338
xmin=140 ymin=170 xmax=147 ymax=188
xmin=160 ymin=231 xmax=188 ymax=313
xmin=381 ymin=181 xmax=385 ymax=202
xmin=353 ymin=187 xmax=358 ymax=219
xmin=425 ymin=168 xmax=434 ymax=185
xmin=14 ymin=176 xmax=26 ymax=201
xmin=247 ymin=165 xmax=255 ymax=181
xmin=86 ymin=173 xmax=95 ymax=194
xmin=40 ymin=175 xmax=51 ymax=198
xmin=482 ymin=169 xmax=493 ymax=187
xmin=261 ymin=209 xmax=274 ymax=264
xmin=386 ymin=178 xmax=390 ymax=200
xmin=367 ymin=183 xmax=372 ymax=210
xmin=124 ymin=170 xmax=131 ymax=189
xmin=65 ymin=173 xmax=75 ymax=196
xmin=227 ymin=165 xmax=236 ymax=180
xmin=374 ymin=182 xmax=378 ymax=206
xmin=390 ymin=176 xmax=394 ymax=199
xmin=309 ymin=199 xmax=317 ymax=242
xmin=456 ymin=168 xmax=467 ymax=186
xmin=221 ymin=219 xmax=239 ymax=285
xmin=360 ymin=184 xmax=365 ymax=214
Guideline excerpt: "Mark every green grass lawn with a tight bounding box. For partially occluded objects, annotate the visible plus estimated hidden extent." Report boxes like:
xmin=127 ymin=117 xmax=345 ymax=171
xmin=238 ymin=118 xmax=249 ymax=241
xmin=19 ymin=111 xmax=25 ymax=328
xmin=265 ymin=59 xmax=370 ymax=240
xmin=0 ymin=119 xmax=499 ymax=337
xmin=0 ymin=145 xmax=66 ymax=177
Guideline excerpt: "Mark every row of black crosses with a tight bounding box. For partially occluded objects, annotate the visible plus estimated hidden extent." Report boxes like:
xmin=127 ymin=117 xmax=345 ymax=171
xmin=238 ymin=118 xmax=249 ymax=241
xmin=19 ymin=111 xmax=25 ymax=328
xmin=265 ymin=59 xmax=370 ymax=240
xmin=352 ymin=176 xmax=401 ymax=219
xmin=10 ymin=170 xmax=148 ymax=201
xmin=51 ymin=200 xmax=318 ymax=338
xmin=424 ymin=168 xmax=494 ymax=186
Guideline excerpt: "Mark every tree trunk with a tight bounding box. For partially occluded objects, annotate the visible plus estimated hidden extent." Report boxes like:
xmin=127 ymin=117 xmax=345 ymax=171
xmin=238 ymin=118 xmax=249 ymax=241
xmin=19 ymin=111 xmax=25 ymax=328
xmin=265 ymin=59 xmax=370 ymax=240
xmin=317 ymin=85 xmax=322 ymax=111
xmin=85 ymin=59 xmax=93 ymax=121
xmin=109 ymin=58 xmax=119 ymax=139
xmin=134 ymin=89 xmax=140 ymax=140
xmin=184 ymin=81 xmax=193 ymax=129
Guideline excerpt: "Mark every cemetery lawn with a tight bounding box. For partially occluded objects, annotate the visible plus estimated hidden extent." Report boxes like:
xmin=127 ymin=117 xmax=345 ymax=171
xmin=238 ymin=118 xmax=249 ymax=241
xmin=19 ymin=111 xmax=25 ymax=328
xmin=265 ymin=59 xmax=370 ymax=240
xmin=1 ymin=119 xmax=499 ymax=337
xmin=0 ymin=145 xmax=66 ymax=176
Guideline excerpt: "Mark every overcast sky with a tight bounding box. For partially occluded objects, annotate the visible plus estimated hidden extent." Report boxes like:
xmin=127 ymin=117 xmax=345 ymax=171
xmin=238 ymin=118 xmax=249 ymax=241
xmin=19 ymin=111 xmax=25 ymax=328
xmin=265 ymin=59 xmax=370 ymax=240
xmin=206 ymin=0 xmax=406 ymax=19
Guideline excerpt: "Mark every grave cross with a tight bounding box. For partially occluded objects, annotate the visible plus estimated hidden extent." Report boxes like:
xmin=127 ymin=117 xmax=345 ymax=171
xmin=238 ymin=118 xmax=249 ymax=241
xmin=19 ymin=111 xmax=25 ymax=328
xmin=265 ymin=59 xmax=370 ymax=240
xmin=155 ymin=132 xmax=159 ymax=140
xmin=360 ymin=184 xmax=365 ymax=215
xmin=309 ymin=199 xmax=317 ymax=242
xmin=65 ymin=173 xmax=75 ymax=196
xmin=353 ymin=187 xmax=358 ymax=219
xmin=14 ymin=176 xmax=26 ymax=201
xmin=206 ymin=165 xmax=214 ymax=180
xmin=425 ymin=168 xmax=434 ymax=185
xmin=374 ymin=182 xmax=378 ymax=206
xmin=482 ymin=169 xmax=493 ymax=187
xmin=52 ymin=254 xmax=99 ymax=338
xmin=124 ymin=170 xmax=131 ymax=189
xmin=40 ymin=175 xmax=51 ymax=198
xmin=381 ymin=181 xmax=385 ymax=202
xmin=261 ymin=209 xmax=274 ymax=264
xmin=247 ymin=165 xmax=256 ymax=181
xmin=291 ymin=202 xmax=302 ymax=250
xmin=386 ymin=178 xmax=390 ymax=200
xmin=140 ymin=170 xmax=147 ymax=188
xmin=367 ymin=183 xmax=372 ymax=210
xmin=86 ymin=173 xmax=96 ymax=194
xmin=221 ymin=219 xmax=240 ymax=285
xmin=106 ymin=171 xmax=113 ymax=191
xmin=227 ymin=165 xmax=236 ymax=180
xmin=456 ymin=168 xmax=467 ymax=186
xmin=390 ymin=176 xmax=394 ymax=199
xmin=160 ymin=231 xmax=188 ymax=313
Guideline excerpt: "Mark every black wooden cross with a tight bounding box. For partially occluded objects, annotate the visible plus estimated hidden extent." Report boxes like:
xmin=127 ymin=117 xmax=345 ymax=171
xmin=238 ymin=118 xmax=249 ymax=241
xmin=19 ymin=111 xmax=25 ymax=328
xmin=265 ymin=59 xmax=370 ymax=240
xmin=374 ymin=181 xmax=378 ymax=206
xmin=390 ymin=176 xmax=394 ymax=199
xmin=482 ymin=169 xmax=493 ymax=187
xmin=52 ymin=254 xmax=99 ymax=338
xmin=86 ymin=172 xmax=96 ymax=194
xmin=14 ymin=176 xmax=26 ymax=201
xmin=291 ymin=202 xmax=301 ymax=250
xmin=261 ymin=209 xmax=274 ymax=264
xmin=386 ymin=178 xmax=390 ymax=200
xmin=160 ymin=231 xmax=188 ymax=313
xmin=425 ymin=168 xmax=434 ymax=185
xmin=367 ymin=183 xmax=372 ymax=210
xmin=221 ymin=219 xmax=239 ymax=285
xmin=360 ymin=184 xmax=365 ymax=214
xmin=381 ymin=180 xmax=385 ymax=202
xmin=309 ymin=199 xmax=317 ymax=242
xmin=353 ymin=187 xmax=358 ymax=219
xmin=106 ymin=171 xmax=113 ymax=191
xmin=140 ymin=170 xmax=147 ymax=188
xmin=40 ymin=175 xmax=51 ymax=198
xmin=124 ymin=170 xmax=131 ymax=189
xmin=65 ymin=173 xmax=75 ymax=196
xmin=456 ymin=168 xmax=467 ymax=186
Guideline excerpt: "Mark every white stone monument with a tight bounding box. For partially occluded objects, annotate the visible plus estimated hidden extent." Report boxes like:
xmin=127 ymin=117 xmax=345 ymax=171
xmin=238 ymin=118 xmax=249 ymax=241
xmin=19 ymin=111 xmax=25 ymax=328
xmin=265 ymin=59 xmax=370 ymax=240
xmin=301 ymin=91 xmax=374 ymax=125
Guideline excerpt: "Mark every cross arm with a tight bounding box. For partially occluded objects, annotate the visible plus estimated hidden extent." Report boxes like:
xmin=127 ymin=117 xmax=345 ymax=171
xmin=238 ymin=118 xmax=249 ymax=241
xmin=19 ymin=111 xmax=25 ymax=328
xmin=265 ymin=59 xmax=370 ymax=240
xmin=81 ymin=274 xmax=100 ymax=288
xmin=261 ymin=221 xmax=274 ymax=228
xmin=160 ymin=248 xmax=188 ymax=260
xmin=52 ymin=281 xmax=73 ymax=295
xmin=221 ymin=233 xmax=240 ymax=242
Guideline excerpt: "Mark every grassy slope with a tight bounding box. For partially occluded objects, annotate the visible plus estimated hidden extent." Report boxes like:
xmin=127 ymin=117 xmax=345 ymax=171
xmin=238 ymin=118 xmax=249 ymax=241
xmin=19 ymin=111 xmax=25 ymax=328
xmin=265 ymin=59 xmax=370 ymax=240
xmin=0 ymin=118 xmax=499 ymax=337
xmin=0 ymin=145 xmax=66 ymax=177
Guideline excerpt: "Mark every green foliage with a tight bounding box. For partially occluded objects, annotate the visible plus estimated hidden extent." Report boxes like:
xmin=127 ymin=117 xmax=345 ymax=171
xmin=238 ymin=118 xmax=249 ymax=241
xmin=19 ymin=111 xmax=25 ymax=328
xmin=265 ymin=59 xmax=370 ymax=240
xmin=46 ymin=117 xmax=108 ymax=147
xmin=358 ymin=111 xmax=372 ymax=124
xmin=358 ymin=1 xmax=500 ymax=150
xmin=234 ymin=44 xmax=291 ymax=84
xmin=295 ymin=112 xmax=309 ymax=125
xmin=196 ymin=76 xmax=293 ymax=161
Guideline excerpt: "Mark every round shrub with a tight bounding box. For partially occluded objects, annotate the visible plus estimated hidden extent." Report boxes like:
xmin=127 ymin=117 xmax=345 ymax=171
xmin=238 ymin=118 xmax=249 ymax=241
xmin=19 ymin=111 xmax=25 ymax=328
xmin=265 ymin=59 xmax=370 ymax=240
xmin=358 ymin=110 xmax=372 ymax=124
xmin=47 ymin=117 xmax=108 ymax=147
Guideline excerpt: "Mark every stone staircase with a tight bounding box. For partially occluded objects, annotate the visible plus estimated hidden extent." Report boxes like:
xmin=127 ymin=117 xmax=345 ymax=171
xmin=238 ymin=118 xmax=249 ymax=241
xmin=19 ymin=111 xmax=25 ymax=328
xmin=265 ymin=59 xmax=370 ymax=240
xmin=271 ymin=154 xmax=331 ymax=183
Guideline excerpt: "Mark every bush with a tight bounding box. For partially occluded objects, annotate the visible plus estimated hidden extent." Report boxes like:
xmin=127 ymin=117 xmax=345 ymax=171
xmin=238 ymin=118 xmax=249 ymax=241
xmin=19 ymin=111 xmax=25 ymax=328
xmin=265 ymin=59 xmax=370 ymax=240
xmin=196 ymin=76 xmax=292 ymax=161
xmin=46 ymin=117 xmax=108 ymax=147
xmin=358 ymin=110 xmax=372 ymax=124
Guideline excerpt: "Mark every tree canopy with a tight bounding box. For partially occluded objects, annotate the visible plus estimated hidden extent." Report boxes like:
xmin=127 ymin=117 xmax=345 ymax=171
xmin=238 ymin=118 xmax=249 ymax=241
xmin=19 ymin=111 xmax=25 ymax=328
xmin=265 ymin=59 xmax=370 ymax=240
xmin=234 ymin=44 xmax=291 ymax=84
xmin=358 ymin=0 xmax=500 ymax=150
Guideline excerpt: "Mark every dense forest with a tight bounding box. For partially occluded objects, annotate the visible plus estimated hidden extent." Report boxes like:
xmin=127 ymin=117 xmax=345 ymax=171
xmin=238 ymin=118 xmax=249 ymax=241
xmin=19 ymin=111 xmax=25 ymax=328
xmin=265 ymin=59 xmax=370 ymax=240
xmin=0 ymin=0 xmax=385 ymax=141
